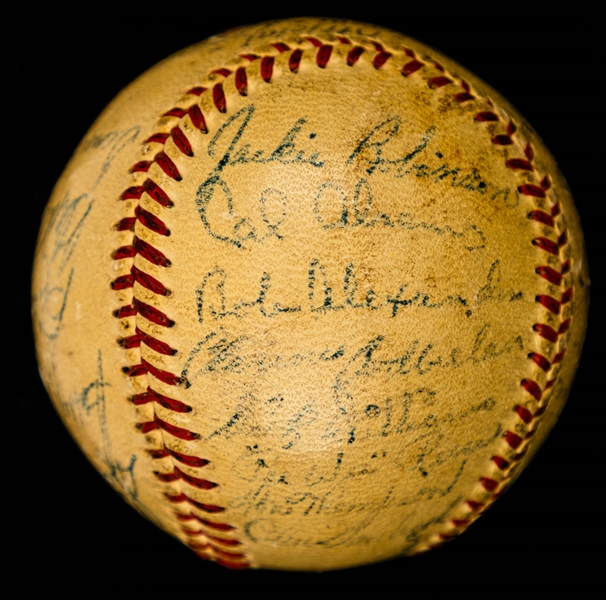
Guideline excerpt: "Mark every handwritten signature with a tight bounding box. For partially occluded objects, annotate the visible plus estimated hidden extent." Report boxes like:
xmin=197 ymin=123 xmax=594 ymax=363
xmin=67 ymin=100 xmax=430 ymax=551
xmin=77 ymin=126 xmax=140 ymax=189
xmin=195 ymin=259 xmax=521 ymax=326
xmin=34 ymin=191 xmax=93 ymax=340
xmin=346 ymin=116 xmax=516 ymax=206
xmin=57 ymin=350 xmax=140 ymax=505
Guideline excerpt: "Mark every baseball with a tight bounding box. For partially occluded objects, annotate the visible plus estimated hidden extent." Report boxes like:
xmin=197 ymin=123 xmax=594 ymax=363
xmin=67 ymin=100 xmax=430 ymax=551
xmin=32 ymin=17 xmax=588 ymax=571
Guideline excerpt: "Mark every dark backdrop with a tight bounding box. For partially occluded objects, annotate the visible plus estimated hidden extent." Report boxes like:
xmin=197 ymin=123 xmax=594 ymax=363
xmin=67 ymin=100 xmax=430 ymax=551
xmin=8 ymin=4 xmax=601 ymax=597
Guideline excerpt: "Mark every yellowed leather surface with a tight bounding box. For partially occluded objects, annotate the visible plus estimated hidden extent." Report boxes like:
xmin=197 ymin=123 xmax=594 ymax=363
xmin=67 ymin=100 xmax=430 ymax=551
xmin=32 ymin=18 xmax=588 ymax=571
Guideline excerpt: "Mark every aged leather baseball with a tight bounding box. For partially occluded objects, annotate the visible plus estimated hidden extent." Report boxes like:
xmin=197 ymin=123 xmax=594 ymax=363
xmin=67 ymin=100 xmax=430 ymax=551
xmin=32 ymin=18 xmax=588 ymax=570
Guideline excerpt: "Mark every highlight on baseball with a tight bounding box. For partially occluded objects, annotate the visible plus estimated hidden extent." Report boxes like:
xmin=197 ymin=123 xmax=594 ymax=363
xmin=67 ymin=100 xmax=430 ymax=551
xmin=32 ymin=17 xmax=588 ymax=571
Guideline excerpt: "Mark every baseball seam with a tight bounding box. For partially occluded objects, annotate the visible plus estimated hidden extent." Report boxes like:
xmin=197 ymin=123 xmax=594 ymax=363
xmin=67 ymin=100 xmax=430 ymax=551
xmin=110 ymin=34 xmax=574 ymax=565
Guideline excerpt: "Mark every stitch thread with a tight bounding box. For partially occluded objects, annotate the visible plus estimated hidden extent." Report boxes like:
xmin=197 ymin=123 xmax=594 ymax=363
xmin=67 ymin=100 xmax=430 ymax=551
xmin=375 ymin=41 xmax=574 ymax=552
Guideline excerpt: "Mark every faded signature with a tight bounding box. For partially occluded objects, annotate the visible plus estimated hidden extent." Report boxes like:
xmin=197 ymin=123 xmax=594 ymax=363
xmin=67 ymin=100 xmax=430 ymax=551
xmin=34 ymin=191 xmax=93 ymax=340
xmin=58 ymin=350 xmax=139 ymax=505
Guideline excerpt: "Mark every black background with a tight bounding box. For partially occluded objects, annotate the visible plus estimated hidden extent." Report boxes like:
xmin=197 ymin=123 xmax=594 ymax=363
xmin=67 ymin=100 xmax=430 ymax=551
xmin=8 ymin=3 xmax=602 ymax=597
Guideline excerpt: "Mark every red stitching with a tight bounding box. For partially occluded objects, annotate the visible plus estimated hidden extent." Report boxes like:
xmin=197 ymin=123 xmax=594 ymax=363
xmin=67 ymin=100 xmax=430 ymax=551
xmin=113 ymin=237 xmax=170 ymax=267
xmin=524 ymin=143 xmax=534 ymax=160
xmin=134 ymin=387 xmax=191 ymax=412
xmin=491 ymin=456 xmax=510 ymax=470
xmin=123 ymin=363 xmax=147 ymax=378
xmin=179 ymin=513 xmax=237 ymax=532
xmin=347 ymin=46 xmax=365 ymax=66
xmin=261 ymin=56 xmax=274 ymax=83
xmin=289 ymin=48 xmax=303 ymax=73
xmin=474 ymin=111 xmax=499 ymax=122
xmin=146 ymin=132 xmax=169 ymax=144
xmin=205 ymin=534 xmax=242 ymax=546
xmin=235 ymin=67 xmax=248 ymax=96
xmin=188 ymin=540 xmax=247 ymax=561
xmin=373 ymin=50 xmax=391 ymax=69
xmin=131 ymin=161 xmax=152 ymax=173
xmin=187 ymin=541 xmax=210 ymax=550
xmin=143 ymin=179 xmax=174 ymax=207
xmin=304 ymin=36 xmax=322 ymax=47
xmin=140 ymin=357 xmax=184 ymax=386
xmin=316 ymin=45 xmax=333 ymax=68
xmin=455 ymin=91 xmax=475 ymax=103
xmin=123 ymin=327 xmax=176 ymax=355
xmin=213 ymin=83 xmax=227 ymax=113
xmin=132 ymin=298 xmax=174 ymax=327
xmin=188 ymin=104 xmax=208 ymax=133
xmin=207 ymin=547 xmax=247 ymax=561
xmin=451 ymin=519 xmax=470 ymax=527
xmin=171 ymin=126 xmax=194 ymax=156
xmin=507 ymin=158 xmax=534 ymax=171
xmin=112 ymin=245 xmax=136 ymax=260
xmin=164 ymin=107 xmax=187 ymax=118
xmin=533 ymin=320 xmax=570 ymax=343
xmin=504 ymin=431 xmax=523 ymax=449
xmin=121 ymin=185 xmax=144 ymax=200
xmin=532 ymin=236 xmax=559 ymax=255
xmin=528 ymin=352 xmax=551 ymax=372
xmin=187 ymin=86 xmax=206 ymax=96
xmin=216 ymin=559 xmax=250 ymax=570
xmin=116 ymin=216 xmax=136 ymax=231
xmin=515 ymin=405 xmax=534 ymax=423
xmin=519 ymin=184 xmax=546 ymax=198
xmin=133 ymin=236 xmax=171 ymax=266
xmin=110 ymin=272 xmax=134 ymax=290
xmin=154 ymin=152 xmax=182 ymax=180
xmin=536 ymin=294 xmax=561 ymax=314
xmin=112 ymin=265 xmax=169 ymax=295
xmin=430 ymin=76 xmax=453 ymax=88
xmin=132 ymin=265 xmax=169 ymax=295
xmin=529 ymin=210 xmax=555 ymax=227
xmin=139 ymin=416 xmax=200 ymax=441
xmin=118 ymin=333 xmax=140 ymax=349
xmin=168 ymin=493 xmax=225 ymax=514
xmin=402 ymin=59 xmax=423 ymax=76
xmin=113 ymin=304 xmax=136 ymax=319
xmin=480 ymin=477 xmax=499 ymax=492
xmin=155 ymin=467 xmax=218 ymax=490
xmin=181 ymin=527 xmax=210 ymax=535
xmin=150 ymin=447 xmax=208 ymax=467
xmin=133 ymin=206 xmax=170 ymax=236
xmin=113 ymin=79 xmax=239 ymax=558
xmin=190 ymin=520 xmax=234 ymax=532
xmin=521 ymin=379 xmax=543 ymax=401
xmin=270 ymin=42 xmax=291 ymax=53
